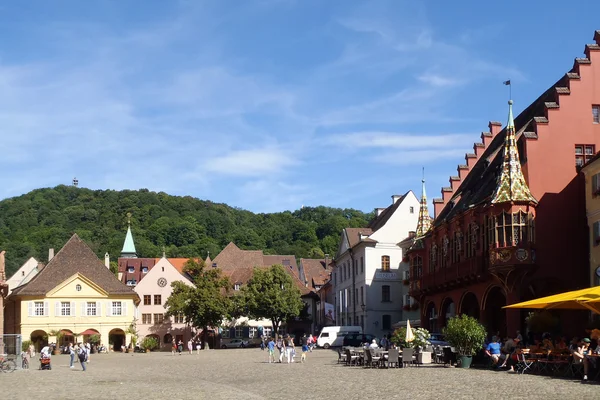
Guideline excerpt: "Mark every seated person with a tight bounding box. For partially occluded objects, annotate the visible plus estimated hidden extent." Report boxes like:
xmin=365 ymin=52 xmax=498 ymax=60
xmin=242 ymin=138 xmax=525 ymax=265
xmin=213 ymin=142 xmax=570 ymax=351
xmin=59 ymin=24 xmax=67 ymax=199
xmin=571 ymin=338 xmax=591 ymax=380
xmin=368 ymin=339 xmax=379 ymax=349
xmin=500 ymin=338 xmax=517 ymax=368
xmin=555 ymin=337 xmax=568 ymax=351
xmin=485 ymin=336 xmax=502 ymax=365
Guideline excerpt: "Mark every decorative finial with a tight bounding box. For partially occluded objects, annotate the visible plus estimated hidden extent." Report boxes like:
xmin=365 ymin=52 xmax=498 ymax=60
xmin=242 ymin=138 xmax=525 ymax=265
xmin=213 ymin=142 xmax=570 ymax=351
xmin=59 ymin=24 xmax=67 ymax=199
xmin=126 ymin=212 xmax=132 ymax=226
xmin=207 ymin=251 xmax=210 ymax=258
xmin=422 ymin=166 xmax=425 ymax=183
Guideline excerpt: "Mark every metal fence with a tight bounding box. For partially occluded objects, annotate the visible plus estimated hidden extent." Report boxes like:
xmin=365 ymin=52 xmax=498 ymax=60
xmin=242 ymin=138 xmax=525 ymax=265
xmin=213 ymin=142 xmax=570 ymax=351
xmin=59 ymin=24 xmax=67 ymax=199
xmin=1 ymin=334 xmax=23 ymax=369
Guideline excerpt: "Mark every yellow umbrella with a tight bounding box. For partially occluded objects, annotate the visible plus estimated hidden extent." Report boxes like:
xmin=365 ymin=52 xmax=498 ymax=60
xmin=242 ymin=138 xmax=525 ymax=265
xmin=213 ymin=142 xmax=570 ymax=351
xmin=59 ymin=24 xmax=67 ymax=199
xmin=503 ymin=286 xmax=600 ymax=314
xmin=405 ymin=319 xmax=415 ymax=343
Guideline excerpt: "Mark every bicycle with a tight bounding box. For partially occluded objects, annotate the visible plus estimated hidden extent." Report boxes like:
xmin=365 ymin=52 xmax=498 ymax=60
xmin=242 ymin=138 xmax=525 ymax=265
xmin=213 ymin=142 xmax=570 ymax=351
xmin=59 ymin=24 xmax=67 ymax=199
xmin=0 ymin=356 xmax=17 ymax=373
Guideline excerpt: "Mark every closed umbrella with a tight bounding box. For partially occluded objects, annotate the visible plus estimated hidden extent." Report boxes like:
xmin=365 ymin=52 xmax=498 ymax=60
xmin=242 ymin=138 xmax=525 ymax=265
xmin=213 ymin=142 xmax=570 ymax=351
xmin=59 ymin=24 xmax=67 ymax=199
xmin=405 ymin=320 xmax=415 ymax=343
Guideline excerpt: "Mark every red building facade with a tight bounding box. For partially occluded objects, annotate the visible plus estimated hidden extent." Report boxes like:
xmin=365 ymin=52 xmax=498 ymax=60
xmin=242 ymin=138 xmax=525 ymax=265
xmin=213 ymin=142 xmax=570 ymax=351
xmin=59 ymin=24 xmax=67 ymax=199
xmin=408 ymin=31 xmax=600 ymax=337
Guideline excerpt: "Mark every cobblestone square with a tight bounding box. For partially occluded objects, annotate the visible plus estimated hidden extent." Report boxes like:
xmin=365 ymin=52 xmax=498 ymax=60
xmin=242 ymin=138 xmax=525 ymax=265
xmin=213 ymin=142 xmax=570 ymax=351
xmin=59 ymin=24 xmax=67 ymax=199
xmin=1 ymin=349 xmax=599 ymax=400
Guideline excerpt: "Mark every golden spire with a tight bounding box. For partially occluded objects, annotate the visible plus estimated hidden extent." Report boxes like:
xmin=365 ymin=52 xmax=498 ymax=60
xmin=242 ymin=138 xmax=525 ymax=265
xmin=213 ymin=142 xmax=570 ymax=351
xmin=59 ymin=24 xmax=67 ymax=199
xmin=491 ymin=100 xmax=537 ymax=204
xmin=415 ymin=168 xmax=432 ymax=237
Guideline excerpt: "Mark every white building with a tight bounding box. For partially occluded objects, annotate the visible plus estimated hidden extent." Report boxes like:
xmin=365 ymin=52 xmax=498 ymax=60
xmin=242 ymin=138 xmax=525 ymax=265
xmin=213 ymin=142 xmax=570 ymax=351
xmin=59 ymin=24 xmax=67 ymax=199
xmin=331 ymin=192 xmax=420 ymax=339
xmin=5 ymin=257 xmax=42 ymax=296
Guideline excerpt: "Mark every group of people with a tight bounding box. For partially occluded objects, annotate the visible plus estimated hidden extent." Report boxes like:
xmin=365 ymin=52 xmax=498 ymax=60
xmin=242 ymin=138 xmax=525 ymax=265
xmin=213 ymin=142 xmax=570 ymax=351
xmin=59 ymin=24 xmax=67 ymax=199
xmin=171 ymin=338 xmax=207 ymax=355
xmin=484 ymin=330 xmax=600 ymax=380
xmin=264 ymin=334 xmax=311 ymax=363
xmin=36 ymin=342 xmax=90 ymax=371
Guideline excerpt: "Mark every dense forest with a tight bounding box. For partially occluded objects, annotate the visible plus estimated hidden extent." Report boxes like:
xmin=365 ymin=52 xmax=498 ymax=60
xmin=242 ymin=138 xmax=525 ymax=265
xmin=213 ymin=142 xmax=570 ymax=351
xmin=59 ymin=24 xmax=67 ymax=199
xmin=0 ymin=185 xmax=373 ymax=277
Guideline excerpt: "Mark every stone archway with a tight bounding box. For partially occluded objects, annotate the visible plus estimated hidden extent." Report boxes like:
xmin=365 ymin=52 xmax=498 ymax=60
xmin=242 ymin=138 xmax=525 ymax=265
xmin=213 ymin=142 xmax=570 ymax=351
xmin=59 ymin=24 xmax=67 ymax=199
xmin=459 ymin=292 xmax=480 ymax=319
xmin=440 ymin=297 xmax=456 ymax=329
xmin=109 ymin=328 xmax=126 ymax=352
xmin=426 ymin=302 xmax=438 ymax=333
xmin=30 ymin=330 xmax=48 ymax=352
xmin=483 ymin=286 xmax=507 ymax=338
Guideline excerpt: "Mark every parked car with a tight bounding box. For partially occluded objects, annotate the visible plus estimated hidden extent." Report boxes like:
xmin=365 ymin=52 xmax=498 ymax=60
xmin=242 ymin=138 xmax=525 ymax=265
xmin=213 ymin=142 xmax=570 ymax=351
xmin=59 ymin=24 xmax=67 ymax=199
xmin=343 ymin=333 xmax=376 ymax=347
xmin=221 ymin=339 xmax=250 ymax=349
xmin=429 ymin=333 xmax=449 ymax=347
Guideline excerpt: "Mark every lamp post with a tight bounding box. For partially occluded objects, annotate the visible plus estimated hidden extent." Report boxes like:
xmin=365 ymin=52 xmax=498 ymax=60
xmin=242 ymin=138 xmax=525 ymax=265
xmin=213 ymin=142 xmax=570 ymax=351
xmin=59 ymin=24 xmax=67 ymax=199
xmin=360 ymin=303 xmax=366 ymax=329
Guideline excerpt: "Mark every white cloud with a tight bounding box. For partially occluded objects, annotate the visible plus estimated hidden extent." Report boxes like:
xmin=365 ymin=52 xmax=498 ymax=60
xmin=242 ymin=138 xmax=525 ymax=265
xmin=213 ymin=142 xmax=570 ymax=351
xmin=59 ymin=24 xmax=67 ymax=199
xmin=236 ymin=179 xmax=309 ymax=212
xmin=323 ymin=132 xmax=474 ymax=150
xmin=203 ymin=147 xmax=298 ymax=177
xmin=418 ymin=73 xmax=462 ymax=87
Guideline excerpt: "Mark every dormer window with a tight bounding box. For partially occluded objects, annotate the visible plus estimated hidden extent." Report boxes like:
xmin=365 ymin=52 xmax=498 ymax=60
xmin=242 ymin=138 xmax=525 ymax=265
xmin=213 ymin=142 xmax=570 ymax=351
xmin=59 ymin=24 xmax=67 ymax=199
xmin=234 ymin=283 xmax=241 ymax=291
xmin=126 ymin=280 xmax=137 ymax=286
xmin=127 ymin=266 xmax=134 ymax=273
xmin=212 ymin=262 xmax=218 ymax=268
xmin=142 ymin=267 xmax=148 ymax=274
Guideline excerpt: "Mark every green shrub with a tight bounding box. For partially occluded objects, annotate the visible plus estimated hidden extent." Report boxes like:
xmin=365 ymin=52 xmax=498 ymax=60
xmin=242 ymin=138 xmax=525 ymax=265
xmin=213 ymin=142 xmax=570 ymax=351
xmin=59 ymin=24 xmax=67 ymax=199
xmin=141 ymin=336 xmax=160 ymax=351
xmin=22 ymin=340 xmax=32 ymax=352
xmin=443 ymin=314 xmax=486 ymax=356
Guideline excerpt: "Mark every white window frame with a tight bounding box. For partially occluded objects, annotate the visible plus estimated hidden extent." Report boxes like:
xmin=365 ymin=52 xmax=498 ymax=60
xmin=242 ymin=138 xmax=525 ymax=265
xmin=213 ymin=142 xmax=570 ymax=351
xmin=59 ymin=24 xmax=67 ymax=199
xmin=112 ymin=301 xmax=123 ymax=316
xmin=263 ymin=327 xmax=272 ymax=338
xmin=61 ymin=301 xmax=71 ymax=316
xmin=127 ymin=266 xmax=134 ymax=273
xmin=86 ymin=302 xmax=97 ymax=316
xmin=234 ymin=283 xmax=240 ymax=291
xmin=221 ymin=329 xmax=230 ymax=338
xmin=34 ymin=301 xmax=46 ymax=316
xmin=249 ymin=327 xmax=257 ymax=338
xmin=594 ymin=105 xmax=600 ymax=124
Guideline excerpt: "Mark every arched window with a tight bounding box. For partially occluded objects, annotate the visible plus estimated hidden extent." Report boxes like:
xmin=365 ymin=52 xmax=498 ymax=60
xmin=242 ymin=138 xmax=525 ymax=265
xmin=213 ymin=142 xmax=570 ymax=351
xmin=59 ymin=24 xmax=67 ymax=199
xmin=381 ymin=256 xmax=390 ymax=271
xmin=163 ymin=333 xmax=172 ymax=344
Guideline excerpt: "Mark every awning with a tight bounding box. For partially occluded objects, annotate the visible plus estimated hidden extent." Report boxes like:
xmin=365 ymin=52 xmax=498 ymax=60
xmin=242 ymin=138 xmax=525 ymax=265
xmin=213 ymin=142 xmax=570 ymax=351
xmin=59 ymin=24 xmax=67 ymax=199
xmin=503 ymin=286 xmax=600 ymax=314
xmin=80 ymin=329 xmax=100 ymax=336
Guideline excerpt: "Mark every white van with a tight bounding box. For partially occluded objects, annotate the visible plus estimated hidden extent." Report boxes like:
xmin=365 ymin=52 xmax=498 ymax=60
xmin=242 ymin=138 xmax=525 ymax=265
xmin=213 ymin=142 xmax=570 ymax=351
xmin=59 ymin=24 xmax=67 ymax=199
xmin=317 ymin=326 xmax=362 ymax=349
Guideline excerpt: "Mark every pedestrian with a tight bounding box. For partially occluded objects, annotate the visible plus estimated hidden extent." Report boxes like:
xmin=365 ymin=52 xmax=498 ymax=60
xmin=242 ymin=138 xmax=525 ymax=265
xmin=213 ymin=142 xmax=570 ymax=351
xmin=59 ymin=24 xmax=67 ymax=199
xmin=188 ymin=339 xmax=193 ymax=355
xmin=68 ymin=342 xmax=75 ymax=369
xmin=171 ymin=339 xmax=176 ymax=355
xmin=78 ymin=343 xmax=88 ymax=372
xmin=196 ymin=340 xmax=201 ymax=355
xmin=267 ymin=337 xmax=275 ymax=363
xmin=177 ymin=340 xmax=183 ymax=355
xmin=277 ymin=337 xmax=285 ymax=363
xmin=286 ymin=335 xmax=295 ymax=364
xmin=86 ymin=342 xmax=91 ymax=363
xmin=260 ymin=337 xmax=265 ymax=351
xmin=301 ymin=334 xmax=309 ymax=363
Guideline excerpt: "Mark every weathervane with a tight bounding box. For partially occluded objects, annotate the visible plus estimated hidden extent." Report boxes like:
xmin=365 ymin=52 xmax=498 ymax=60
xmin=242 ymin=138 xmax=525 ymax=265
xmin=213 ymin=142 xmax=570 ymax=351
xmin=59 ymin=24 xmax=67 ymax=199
xmin=126 ymin=212 xmax=132 ymax=226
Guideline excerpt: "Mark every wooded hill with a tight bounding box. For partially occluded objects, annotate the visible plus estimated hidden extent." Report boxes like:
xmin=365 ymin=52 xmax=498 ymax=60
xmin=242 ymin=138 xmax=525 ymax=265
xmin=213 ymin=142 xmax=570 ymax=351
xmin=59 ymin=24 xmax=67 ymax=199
xmin=0 ymin=185 xmax=373 ymax=277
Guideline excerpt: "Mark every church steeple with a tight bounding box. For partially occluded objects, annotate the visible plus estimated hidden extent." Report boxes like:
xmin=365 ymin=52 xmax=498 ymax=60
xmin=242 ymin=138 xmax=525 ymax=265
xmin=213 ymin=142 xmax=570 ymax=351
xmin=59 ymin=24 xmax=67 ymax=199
xmin=120 ymin=213 xmax=137 ymax=258
xmin=415 ymin=168 xmax=431 ymax=237
xmin=491 ymin=100 xmax=537 ymax=204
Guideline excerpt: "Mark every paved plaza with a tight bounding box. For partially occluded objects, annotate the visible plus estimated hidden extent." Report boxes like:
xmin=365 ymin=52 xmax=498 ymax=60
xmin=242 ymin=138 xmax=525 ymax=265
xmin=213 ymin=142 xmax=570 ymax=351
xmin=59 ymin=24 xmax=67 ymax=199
xmin=1 ymin=349 xmax=599 ymax=399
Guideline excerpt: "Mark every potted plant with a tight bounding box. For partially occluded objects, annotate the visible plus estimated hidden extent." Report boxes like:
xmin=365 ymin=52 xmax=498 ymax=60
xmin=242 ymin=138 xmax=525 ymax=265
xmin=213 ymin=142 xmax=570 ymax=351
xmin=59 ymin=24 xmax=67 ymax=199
xmin=443 ymin=314 xmax=486 ymax=368
xmin=126 ymin=320 xmax=139 ymax=353
xmin=141 ymin=336 xmax=159 ymax=352
xmin=48 ymin=330 xmax=61 ymax=354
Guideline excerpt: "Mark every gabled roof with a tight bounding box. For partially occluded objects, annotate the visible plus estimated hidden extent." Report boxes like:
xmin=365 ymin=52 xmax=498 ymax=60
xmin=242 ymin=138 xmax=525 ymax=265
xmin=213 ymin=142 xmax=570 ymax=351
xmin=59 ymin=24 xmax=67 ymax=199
xmin=211 ymin=242 xmax=264 ymax=270
xmin=299 ymin=258 xmax=330 ymax=288
xmin=344 ymin=227 xmax=374 ymax=249
xmin=433 ymin=71 xmax=569 ymax=225
xmin=156 ymin=258 xmax=201 ymax=275
xmin=263 ymin=255 xmax=299 ymax=277
xmin=11 ymin=234 xmax=137 ymax=297
xmin=367 ymin=192 xmax=408 ymax=231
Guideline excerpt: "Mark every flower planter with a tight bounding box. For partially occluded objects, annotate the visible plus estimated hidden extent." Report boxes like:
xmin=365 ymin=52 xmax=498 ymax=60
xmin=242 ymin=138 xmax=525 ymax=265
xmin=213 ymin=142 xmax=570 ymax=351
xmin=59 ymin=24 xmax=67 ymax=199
xmin=457 ymin=355 xmax=472 ymax=368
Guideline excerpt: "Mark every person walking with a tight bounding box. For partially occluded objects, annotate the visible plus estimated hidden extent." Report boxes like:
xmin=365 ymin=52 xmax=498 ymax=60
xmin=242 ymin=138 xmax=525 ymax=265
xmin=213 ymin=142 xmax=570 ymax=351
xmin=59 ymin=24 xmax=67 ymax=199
xmin=187 ymin=339 xmax=193 ymax=355
xmin=78 ymin=343 xmax=88 ymax=372
xmin=301 ymin=334 xmax=309 ymax=363
xmin=171 ymin=339 xmax=176 ymax=355
xmin=177 ymin=340 xmax=184 ymax=355
xmin=286 ymin=335 xmax=295 ymax=364
xmin=196 ymin=340 xmax=201 ymax=355
xmin=68 ymin=343 xmax=75 ymax=369
xmin=267 ymin=337 xmax=275 ymax=363
xmin=277 ymin=337 xmax=285 ymax=363
xmin=85 ymin=342 xmax=91 ymax=363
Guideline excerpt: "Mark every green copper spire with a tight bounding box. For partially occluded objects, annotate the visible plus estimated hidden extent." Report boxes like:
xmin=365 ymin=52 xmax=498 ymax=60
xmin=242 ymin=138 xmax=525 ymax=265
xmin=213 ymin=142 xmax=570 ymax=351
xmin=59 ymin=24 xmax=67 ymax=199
xmin=491 ymin=100 xmax=537 ymax=204
xmin=121 ymin=213 xmax=137 ymax=258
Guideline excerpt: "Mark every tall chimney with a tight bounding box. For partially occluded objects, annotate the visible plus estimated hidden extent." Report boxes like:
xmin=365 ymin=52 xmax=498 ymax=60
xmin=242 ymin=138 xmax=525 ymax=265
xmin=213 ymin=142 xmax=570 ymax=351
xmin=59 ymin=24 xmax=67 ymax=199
xmin=48 ymin=248 xmax=54 ymax=261
xmin=105 ymin=253 xmax=110 ymax=268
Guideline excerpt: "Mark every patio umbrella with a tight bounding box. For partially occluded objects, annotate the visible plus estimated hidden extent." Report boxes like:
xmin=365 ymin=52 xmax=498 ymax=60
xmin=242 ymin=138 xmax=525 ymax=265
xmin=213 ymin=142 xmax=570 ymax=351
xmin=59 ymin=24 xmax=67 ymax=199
xmin=503 ymin=286 xmax=600 ymax=314
xmin=405 ymin=320 xmax=415 ymax=343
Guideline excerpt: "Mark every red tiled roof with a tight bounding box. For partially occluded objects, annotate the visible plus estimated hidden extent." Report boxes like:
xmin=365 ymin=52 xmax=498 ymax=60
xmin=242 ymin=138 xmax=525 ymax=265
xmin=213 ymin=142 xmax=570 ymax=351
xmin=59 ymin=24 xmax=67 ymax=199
xmin=345 ymin=228 xmax=374 ymax=248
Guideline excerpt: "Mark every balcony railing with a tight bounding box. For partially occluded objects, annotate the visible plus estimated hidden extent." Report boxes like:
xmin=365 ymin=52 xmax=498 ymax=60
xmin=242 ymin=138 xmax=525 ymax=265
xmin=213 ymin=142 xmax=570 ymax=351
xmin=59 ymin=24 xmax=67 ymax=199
xmin=412 ymin=254 xmax=486 ymax=295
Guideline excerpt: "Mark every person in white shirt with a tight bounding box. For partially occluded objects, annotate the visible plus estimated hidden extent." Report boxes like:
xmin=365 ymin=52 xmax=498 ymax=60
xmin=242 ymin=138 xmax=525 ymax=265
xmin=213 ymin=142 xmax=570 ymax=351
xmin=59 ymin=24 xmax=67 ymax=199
xmin=369 ymin=339 xmax=379 ymax=349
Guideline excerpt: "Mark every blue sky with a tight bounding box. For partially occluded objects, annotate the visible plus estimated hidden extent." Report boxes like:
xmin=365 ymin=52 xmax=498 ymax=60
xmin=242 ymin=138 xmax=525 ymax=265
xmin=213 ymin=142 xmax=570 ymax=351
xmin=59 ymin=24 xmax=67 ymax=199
xmin=1 ymin=1 xmax=599 ymax=213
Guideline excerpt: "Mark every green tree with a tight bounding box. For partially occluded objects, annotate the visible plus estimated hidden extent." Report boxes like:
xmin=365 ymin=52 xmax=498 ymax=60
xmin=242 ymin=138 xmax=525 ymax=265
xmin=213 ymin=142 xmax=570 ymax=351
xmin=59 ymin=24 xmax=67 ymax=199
xmin=164 ymin=259 xmax=231 ymax=348
xmin=241 ymin=264 xmax=303 ymax=335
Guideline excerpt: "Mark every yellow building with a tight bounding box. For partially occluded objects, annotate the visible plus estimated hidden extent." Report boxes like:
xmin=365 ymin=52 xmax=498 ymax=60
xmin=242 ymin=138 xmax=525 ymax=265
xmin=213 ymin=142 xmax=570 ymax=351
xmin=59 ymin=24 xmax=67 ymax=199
xmin=4 ymin=234 xmax=140 ymax=351
xmin=582 ymin=154 xmax=600 ymax=287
